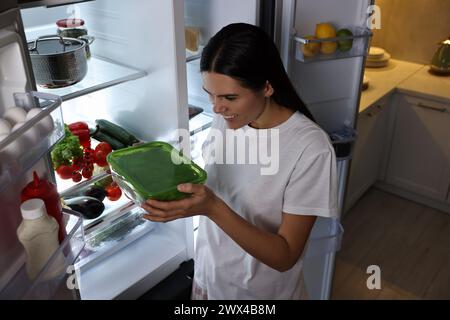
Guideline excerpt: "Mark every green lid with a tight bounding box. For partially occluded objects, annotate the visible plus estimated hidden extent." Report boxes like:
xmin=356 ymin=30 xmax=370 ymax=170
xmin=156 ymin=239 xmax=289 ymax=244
xmin=107 ymin=141 xmax=207 ymax=203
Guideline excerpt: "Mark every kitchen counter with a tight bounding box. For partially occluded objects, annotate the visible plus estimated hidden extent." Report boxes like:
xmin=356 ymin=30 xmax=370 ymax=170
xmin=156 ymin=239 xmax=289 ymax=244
xmin=360 ymin=59 xmax=450 ymax=112
xmin=360 ymin=59 xmax=423 ymax=112
xmin=397 ymin=66 xmax=450 ymax=102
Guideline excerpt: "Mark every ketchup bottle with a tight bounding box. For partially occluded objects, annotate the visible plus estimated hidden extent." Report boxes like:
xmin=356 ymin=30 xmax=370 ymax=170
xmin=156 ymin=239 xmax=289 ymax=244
xmin=21 ymin=171 xmax=66 ymax=243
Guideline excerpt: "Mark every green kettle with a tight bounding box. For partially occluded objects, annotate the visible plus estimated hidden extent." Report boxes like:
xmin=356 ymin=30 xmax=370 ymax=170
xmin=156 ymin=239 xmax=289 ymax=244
xmin=430 ymin=38 xmax=450 ymax=74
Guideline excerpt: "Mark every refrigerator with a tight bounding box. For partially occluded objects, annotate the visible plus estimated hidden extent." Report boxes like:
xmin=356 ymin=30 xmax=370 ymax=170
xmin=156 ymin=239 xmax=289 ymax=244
xmin=0 ymin=0 xmax=372 ymax=300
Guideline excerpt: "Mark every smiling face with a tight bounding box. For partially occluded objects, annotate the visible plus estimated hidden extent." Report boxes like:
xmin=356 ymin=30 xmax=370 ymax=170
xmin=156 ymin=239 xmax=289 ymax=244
xmin=202 ymin=72 xmax=271 ymax=130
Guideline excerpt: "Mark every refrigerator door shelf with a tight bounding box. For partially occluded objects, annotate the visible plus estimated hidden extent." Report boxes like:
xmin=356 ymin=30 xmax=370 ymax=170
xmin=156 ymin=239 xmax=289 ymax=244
xmin=294 ymin=27 xmax=372 ymax=63
xmin=0 ymin=30 xmax=33 ymax=111
xmin=0 ymin=91 xmax=64 ymax=193
xmin=0 ymin=209 xmax=85 ymax=300
xmin=329 ymin=126 xmax=357 ymax=161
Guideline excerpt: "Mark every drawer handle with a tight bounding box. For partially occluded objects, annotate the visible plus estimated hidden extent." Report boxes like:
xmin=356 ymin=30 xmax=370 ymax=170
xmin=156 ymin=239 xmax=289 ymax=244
xmin=416 ymin=103 xmax=447 ymax=113
xmin=366 ymin=104 xmax=385 ymax=117
xmin=366 ymin=108 xmax=380 ymax=117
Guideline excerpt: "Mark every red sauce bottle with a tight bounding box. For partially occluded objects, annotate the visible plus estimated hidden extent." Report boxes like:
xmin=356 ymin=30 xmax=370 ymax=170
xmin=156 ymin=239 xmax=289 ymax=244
xmin=21 ymin=171 xmax=66 ymax=243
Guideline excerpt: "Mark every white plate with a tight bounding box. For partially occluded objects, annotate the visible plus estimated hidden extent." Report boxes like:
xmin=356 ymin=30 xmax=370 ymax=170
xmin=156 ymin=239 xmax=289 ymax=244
xmin=368 ymin=47 xmax=385 ymax=60
xmin=366 ymin=59 xmax=389 ymax=68
xmin=367 ymin=52 xmax=391 ymax=63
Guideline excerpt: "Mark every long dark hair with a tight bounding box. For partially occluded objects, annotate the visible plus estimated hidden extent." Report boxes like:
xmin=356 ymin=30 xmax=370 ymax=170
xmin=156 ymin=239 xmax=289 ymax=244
xmin=200 ymin=23 xmax=315 ymax=122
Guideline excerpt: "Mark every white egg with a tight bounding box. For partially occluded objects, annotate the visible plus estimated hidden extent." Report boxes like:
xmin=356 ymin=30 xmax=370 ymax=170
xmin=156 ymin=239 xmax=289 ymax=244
xmin=3 ymin=107 xmax=27 ymax=126
xmin=25 ymin=108 xmax=54 ymax=137
xmin=12 ymin=121 xmax=41 ymax=146
xmin=0 ymin=133 xmax=23 ymax=162
xmin=25 ymin=108 xmax=41 ymax=120
xmin=0 ymin=119 xmax=11 ymax=135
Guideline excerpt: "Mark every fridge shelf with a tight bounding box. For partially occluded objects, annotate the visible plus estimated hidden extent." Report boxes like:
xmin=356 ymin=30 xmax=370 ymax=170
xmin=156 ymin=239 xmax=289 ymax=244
xmin=59 ymin=171 xmax=133 ymax=229
xmin=0 ymin=91 xmax=64 ymax=193
xmin=0 ymin=209 xmax=85 ymax=300
xmin=189 ymin=112 xmax=213 ymax=136
xmin=37 ymin=56 xmax=148 ymax=102
xmin=186 ymin=45 xmax=204 ymax=63
xmin=293 ymin=27 xmax=372 ymax=63
xmin=75 ymin=202 xmax=157 ymax=271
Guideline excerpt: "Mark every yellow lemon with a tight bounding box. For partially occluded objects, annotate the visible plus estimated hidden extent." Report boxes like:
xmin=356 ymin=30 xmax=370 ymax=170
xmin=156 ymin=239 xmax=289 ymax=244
xmin=301 ymin=35 xmax=321 ymax=57
xmin=315 ymin=23 xmax=338 ymax=55
xmin=315 ymin=22 xmax=337 ymax=38
xmin=320 ymin=41 xmax=338 ymax=54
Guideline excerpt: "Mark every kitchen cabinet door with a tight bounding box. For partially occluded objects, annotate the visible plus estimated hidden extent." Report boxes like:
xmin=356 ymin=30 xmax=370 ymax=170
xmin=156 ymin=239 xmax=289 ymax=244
xmin=344 ymin=97 xmax=390 ymax=213
xmin=385 ymin=94 xmax=450 ymax=202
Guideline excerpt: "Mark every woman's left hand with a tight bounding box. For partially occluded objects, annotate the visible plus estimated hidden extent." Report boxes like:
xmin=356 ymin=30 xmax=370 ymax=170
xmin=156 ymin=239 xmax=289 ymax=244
xmin=141 ymin=183 xmax=218 ymax=222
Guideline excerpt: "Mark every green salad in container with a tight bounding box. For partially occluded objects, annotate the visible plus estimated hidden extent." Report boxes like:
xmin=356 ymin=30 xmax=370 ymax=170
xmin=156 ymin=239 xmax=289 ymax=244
xmin=107 ymin=141 xmax=207 ymax=204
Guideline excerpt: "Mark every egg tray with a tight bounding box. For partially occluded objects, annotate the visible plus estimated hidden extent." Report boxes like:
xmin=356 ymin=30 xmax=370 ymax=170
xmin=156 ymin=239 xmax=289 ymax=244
xmin=0 ymin=91 xmax=64 ymax=193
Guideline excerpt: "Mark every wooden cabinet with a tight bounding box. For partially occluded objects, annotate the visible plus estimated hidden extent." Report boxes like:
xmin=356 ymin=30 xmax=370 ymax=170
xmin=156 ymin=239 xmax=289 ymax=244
xmin=344 ymin=96 xmax=390 ymax=213
xmin=385 ymin=94 xmax=450 ymax=202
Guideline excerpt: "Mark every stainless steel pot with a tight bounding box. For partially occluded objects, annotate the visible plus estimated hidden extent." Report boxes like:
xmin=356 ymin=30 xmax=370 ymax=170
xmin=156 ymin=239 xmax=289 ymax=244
xmin=27 ymin=35 xmax=94 ymax=88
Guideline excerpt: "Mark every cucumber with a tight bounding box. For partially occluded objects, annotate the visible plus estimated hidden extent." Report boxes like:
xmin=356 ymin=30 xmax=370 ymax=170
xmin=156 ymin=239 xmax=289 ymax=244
xmin=95 ymin=119 xmax=138 ymax=146
xmin=93 ymin=130 xmax=127 ymax=150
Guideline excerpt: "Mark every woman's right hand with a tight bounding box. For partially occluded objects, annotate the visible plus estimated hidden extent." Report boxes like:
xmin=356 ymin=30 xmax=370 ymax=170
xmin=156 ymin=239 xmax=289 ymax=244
xmin=141 ymin=183 xmax=220 ymax=223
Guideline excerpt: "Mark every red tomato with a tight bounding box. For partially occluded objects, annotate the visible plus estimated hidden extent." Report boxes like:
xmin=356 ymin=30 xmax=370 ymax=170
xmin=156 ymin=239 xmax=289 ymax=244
xmin=72 ymin=157 xmax=83 ymax=170
xmin=106 ymin=183 xmax=122 ymax=201
xmin=95 ymin=142 xmax=113 ymax=155
xmin=81 ymin=167 xmax=93 ymax=179
xmin=95 ymin=150 xmax=108 ymax=167
xmin=56 ymin=165 xmax=73 ymax=180
xmin=72 ymin=172 xmax=82 ymax=183
xmin=84 ymin=147 xmax=95 ymax=158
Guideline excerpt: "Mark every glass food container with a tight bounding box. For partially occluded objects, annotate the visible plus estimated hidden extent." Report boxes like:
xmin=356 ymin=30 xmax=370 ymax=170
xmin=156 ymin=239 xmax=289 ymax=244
xmin=56 ymin=18 xmax=92 ymax=58
xmin=107 ymin=141 xmax=207 ymax=204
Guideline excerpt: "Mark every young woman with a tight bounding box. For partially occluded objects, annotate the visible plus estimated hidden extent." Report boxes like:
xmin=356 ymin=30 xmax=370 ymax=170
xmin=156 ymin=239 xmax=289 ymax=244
xmin=142 ymin=23 xmax=338 ymax=299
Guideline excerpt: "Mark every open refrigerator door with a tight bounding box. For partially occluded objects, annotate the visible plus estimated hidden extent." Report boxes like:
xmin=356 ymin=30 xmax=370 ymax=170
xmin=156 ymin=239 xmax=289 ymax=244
xmin=1 ymin=0 xmax=195 ymax=300
xmin=279 ymin=0 xmax=374 ymax=299
xmin=0 ymin=0 xmax=86 ymax=299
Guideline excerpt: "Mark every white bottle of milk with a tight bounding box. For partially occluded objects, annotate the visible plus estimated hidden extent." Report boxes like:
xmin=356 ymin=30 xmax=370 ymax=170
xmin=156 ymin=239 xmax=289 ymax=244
xmin=17 ymin=198 xmax=60 ymax=280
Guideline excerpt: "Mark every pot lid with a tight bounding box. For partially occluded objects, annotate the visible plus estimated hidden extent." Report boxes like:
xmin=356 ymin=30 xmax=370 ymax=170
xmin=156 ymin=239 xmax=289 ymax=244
xmin=28 ymin=35 xmax=85 ymax=55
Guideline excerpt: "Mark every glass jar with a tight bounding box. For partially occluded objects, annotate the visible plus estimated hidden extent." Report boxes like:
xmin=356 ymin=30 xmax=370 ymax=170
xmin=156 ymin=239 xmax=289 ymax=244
xmin=56 ymin=18 xmax=87 ymax=38
xmin=56 ymin=18 xmax=91 ymax=58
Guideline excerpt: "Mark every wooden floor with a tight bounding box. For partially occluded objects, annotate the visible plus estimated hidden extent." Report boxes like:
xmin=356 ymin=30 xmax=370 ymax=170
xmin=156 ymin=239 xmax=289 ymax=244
xmin=331 ymin=187 xmax=450 ymax=300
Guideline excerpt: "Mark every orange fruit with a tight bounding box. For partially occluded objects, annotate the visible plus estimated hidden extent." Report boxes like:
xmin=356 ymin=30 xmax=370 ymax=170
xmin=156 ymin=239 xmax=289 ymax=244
xmin=301 ymin=35 xmax=321 ymax=57
xmin=320 ymin=42 xmax=338 ymax=54
xmin=315 ymin=23 xmax=336 ymax=38
xmin=315 ymin=23 xmax=338 ymax=54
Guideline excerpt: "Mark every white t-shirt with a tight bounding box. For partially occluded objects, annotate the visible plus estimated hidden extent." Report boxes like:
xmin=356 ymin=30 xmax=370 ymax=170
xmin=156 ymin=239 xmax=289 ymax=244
xmin=194 ymin=111 xmax=338 ymax=299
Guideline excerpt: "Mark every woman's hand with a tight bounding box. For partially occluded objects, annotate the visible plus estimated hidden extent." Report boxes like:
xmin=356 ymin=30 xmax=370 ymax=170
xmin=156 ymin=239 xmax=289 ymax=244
xmin=141 ymin=183 xmax=219 ymax=223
